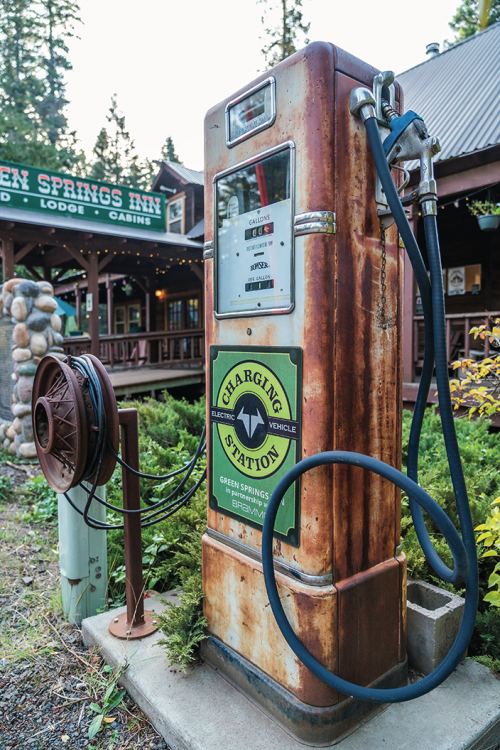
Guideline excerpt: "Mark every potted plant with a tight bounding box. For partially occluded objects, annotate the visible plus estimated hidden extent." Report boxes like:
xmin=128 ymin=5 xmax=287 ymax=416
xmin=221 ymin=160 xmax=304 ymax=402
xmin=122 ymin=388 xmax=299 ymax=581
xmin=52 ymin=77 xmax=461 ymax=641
xmin=468 ymin=200 xmax=500 ymax=231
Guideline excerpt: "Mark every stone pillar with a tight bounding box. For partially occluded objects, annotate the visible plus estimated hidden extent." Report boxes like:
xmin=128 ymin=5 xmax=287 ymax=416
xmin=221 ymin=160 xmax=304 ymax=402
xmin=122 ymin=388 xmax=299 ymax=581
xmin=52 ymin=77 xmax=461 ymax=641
xmin=0 ymin=278 xmax=65 ymax=458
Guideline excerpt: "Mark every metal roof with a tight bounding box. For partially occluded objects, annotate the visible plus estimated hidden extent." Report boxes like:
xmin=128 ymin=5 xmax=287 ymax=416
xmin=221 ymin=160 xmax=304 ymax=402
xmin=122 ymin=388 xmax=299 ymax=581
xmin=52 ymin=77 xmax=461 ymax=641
xmin=397 ymin=22 xmax=500 ymax=170
xmin=0 ymin=206 xmax=203 ymax=249
xmin=161 ymin=161 xmax=204 ymax=186
xmin=187 ymin=217 xmax=204 ymax=239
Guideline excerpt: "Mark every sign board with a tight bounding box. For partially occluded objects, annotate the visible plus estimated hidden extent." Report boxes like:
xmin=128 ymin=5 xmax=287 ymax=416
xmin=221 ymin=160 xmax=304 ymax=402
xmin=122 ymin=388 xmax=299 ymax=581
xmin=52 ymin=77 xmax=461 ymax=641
xmin=0 ymin=159 xmax=166 ymax=232
xmin=448 ymin=267 xmax=465 ymax=296
xmin=209 ymin=345 xmax=302 ymax=546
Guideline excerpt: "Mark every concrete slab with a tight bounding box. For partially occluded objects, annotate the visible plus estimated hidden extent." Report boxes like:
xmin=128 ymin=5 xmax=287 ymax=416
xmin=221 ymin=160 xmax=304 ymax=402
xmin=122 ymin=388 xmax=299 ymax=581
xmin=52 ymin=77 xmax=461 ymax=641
xmin=82 ymin=592 xmax=500 ymax=750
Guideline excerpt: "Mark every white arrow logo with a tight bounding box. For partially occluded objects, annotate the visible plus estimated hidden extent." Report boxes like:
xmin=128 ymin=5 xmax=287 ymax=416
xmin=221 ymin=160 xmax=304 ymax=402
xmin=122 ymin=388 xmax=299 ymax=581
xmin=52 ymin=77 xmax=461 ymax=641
xmin=237 ymin=407 xmax=264 ymax=438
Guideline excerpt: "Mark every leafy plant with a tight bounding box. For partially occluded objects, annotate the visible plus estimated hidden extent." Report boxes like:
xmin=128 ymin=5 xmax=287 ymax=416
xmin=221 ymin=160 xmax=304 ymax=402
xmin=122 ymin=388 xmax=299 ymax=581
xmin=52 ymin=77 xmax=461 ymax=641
xmin=475 ymin=496 xmax=500 ymax=607
xmin=24 ymin=475 xmax=58 ymax=523
xmin=87 ymin=664 xmax=127 ymax=740
xmin=468 ymin=199 xmax=500 ymax=217
xmin=0 ymin=475 xmax=12 ymax=502
xmin=450 ymin=318 xmax=500 ymax=418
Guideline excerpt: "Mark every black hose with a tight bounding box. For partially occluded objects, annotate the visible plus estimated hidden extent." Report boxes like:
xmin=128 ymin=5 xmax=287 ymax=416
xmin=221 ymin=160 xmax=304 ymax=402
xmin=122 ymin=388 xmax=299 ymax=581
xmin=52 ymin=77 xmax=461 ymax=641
xmin=365 ymin=117 xmax=461 ymax=584
xmin=261 ymin=114 xmax=478 ymax=703
xmin=60 ymin=355 xmax=207 ymax=531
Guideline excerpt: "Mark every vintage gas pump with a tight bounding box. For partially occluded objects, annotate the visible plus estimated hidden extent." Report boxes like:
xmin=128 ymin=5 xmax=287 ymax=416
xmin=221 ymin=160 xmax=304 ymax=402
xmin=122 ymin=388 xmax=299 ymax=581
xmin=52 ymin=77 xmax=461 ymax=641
xmin=201 ymin=42 xmax=477 ymax=745
xmin=202 ymin=43 xmax=405 ymax=744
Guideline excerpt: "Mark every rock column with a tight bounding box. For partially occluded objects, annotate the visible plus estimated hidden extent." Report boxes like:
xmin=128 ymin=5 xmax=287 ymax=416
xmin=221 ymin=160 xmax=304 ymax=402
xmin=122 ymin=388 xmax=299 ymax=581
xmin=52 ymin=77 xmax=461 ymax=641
xmin=0 ymin=278 xmax=65 ymax=459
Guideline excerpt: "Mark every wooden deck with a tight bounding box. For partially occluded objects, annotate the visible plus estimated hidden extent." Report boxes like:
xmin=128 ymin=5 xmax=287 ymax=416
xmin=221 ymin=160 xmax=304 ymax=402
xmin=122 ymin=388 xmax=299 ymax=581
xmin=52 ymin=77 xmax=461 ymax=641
xmin=105 ymin=366 xmax=205 ymax=398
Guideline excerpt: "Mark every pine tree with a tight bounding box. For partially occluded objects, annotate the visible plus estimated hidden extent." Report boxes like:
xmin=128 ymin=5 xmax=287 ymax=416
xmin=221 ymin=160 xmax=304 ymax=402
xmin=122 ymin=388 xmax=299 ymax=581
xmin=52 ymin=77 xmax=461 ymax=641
xmin=90 ymin=95 xmax=155 ymax=189
xmin=259 ymin=0 xmax=310 ymax=68
xmin=37 ymin=0 xmax=80 ymax=147
xmin=447 ymin=0 xmax=500 ymax=45
xmin=0 ymin=0 xmax=82 ymax=170
xmin=161 ymin=136 xmax=182 ymax=164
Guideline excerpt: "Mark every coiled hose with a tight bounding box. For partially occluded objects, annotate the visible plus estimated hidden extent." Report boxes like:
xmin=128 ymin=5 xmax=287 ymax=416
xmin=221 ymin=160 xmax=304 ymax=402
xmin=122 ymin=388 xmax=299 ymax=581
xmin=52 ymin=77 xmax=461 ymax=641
xmin=261 ymin=115 xmax=479 ymax=703
xmin=61 ymin=354 xmax=206 ymax=532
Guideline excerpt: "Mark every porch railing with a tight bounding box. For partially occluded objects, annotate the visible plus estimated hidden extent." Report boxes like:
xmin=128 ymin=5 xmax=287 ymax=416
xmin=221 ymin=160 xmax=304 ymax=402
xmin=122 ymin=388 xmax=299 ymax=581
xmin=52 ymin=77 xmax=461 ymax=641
xmin=63 ymin=328 xmax=205 ymax=369
xmin=413 ymin=311 xmax=500 ymax=373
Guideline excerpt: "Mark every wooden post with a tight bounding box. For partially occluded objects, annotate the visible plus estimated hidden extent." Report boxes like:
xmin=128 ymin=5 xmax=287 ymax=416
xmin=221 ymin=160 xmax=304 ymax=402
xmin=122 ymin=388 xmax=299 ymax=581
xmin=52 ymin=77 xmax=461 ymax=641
xmin=107 ymin=409 xmax=158 ymax=640
xmin=75 ymin=285 xmax=82 ymax=329
xmin=106 ymin=274 xmax=113 ymax=335
xmin=2 ymin=238 xmax=14 ymax=282
xmin=88 ymin=252 xmax=99 ymax=357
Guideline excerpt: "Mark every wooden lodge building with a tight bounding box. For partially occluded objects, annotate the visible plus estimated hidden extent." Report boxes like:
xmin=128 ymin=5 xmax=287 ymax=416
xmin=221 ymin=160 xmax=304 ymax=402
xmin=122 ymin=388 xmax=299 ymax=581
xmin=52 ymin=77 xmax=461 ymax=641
xmin=1 ymin=23 xmax=500 ymax=403
xmin=0 ymin=160 xmax=206 ymax=398
xmin=398 ymin=22 xmax=500 ymax=407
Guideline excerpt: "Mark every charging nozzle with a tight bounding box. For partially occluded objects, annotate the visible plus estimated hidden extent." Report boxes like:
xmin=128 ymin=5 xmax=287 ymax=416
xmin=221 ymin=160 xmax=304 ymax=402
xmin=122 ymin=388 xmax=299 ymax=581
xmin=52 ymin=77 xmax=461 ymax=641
xmin=381 ymin=103 xmax=441 ymax=212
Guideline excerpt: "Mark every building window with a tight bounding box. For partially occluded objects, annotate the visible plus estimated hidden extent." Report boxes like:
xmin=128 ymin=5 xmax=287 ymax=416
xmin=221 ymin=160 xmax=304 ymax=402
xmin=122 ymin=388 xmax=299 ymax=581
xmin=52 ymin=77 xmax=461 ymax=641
xmin=115 ymin=306 xmax=126 ymax=334
xmin=186 ymin=297 xmax=199 ymax=329
xmin=168 ymin=300 xmax=182 ymax=330
xmin=115 ymin=302 xmax=142 ymax=334
xmin=168 ymin=197 xmax=184 ymax=234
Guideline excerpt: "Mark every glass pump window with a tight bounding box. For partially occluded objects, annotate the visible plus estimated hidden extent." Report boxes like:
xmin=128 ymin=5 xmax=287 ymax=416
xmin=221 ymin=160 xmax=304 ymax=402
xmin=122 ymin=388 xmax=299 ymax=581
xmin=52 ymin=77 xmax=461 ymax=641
xmin=215 ymin=145 xmax=294 ymax=317
xmin=226 ymin=77 xmax=276 ymax=147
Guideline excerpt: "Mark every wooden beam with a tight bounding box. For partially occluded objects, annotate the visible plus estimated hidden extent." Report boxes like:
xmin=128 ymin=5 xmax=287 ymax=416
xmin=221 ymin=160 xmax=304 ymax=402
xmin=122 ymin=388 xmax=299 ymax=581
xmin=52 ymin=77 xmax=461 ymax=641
xmin=43 ymin=245 xmax=78 ymax=268
xmin=25 ymin=266 xmax=43 ymax=282
xmin=189 ymin=263 xmax=203 ymax=282
xmin=55 ymin=272 xmax=124 ymax=295
xmin=98 ymin=252 xmax=114 ymax=273
xmin=14 ymin=242 xmax=37 ymax=264
xmin=2 ymin=238 xmax=14 ymax=280
xmin=64 ymin=245 xmax=89 ymax=272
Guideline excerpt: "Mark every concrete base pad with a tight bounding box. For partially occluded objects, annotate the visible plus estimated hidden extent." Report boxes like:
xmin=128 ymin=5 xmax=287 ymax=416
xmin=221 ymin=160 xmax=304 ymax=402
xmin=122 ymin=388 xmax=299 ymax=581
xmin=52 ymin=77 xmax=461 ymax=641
xmin=82 ymin=592 xmax=500 ymax=750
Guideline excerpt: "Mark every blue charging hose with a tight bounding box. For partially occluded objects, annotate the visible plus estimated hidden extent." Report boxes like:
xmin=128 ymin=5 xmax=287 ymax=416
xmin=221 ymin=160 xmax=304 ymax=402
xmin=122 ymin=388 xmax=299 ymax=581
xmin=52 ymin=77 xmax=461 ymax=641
xmin=261 ymin=114 xmax=479 ymax=703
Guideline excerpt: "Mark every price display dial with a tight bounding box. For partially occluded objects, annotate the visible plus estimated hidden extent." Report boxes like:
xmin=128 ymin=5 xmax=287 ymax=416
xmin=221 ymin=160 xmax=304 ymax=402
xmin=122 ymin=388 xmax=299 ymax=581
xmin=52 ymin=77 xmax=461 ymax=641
xmin=225 ymin=77 xmax=276 ymax=147
xmin=214 ymin=142 xmax=295 ymax=319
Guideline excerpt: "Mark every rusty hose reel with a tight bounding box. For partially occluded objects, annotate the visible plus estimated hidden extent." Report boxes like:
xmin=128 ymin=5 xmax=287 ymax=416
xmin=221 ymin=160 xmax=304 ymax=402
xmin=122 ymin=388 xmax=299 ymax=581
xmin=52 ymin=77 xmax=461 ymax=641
xmin=32 ymin=354 xmax=119 ymax=493
xmin=32 ymin=353 xmax=206 ymax=639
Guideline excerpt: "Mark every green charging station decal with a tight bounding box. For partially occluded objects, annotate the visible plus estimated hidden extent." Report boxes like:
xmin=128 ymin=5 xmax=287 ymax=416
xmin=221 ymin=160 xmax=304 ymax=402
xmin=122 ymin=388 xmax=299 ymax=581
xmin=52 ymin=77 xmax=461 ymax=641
xmin=209 ymin=345 xmax=302 ymax=547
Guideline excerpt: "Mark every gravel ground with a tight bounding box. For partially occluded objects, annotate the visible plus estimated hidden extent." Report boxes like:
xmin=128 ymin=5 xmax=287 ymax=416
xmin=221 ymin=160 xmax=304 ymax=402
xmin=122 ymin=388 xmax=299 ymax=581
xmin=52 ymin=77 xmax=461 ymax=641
xmin=0 ymin=461 xmax=169 ymax=750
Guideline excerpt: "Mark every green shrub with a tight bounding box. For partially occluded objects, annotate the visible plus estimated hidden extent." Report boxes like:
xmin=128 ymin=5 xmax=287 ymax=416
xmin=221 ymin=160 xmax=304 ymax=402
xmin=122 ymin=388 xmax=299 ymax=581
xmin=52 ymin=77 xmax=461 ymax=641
xmin=401 ymin=407 xmax=500 ymax=662
xmin=24 ymin=475 xmax=58 ymax=523
xmin=0 ymin=475 xmax=12 ymax=503
xmin=105 ymin=393 xmax=207 ymax=667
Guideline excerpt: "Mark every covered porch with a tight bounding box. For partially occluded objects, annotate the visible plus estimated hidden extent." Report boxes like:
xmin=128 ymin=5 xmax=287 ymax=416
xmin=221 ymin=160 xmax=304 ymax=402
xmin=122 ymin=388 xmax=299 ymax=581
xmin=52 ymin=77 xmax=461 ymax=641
xmin=0 ymin=207 xmax=205 ymax=397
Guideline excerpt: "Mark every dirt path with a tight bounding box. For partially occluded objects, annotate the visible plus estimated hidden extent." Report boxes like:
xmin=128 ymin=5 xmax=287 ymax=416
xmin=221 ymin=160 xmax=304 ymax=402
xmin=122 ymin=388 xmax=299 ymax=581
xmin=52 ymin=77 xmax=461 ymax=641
xmin=0 ymin=463 xmax=167 ymax=750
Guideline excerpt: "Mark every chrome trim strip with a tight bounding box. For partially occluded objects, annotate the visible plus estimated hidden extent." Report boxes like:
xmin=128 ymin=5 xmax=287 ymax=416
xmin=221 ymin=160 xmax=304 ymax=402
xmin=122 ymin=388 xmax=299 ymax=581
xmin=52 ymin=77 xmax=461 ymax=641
xmin=205 ymin=527 xmax=334 ymax=587
xmin=295 ymin=211 xmax=335 ymax=225
xmin=203 ymin=241 xmax=213 ymax=260
xmin=294 ymin=221 xmax=336 ymax=237
xmin=213 ymin=141 xmax=296 ymax=320
xmin=225 ymin=77 xmax=276 ymax=149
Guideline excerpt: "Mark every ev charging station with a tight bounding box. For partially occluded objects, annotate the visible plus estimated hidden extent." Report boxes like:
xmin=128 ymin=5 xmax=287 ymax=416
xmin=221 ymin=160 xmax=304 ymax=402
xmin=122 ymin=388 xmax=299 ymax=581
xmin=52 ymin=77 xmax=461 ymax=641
xmin=33 ymin=37 xmax=482 ymax=749
xmin=201 ymin=43 xmax=407 ymax=743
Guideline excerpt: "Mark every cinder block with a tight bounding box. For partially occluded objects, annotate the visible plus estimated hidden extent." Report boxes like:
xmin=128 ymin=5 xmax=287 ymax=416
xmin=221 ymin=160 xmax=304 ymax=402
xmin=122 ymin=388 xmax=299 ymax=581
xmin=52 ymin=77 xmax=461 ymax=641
xmin=407 ymin=578 xmax=465 ymax=675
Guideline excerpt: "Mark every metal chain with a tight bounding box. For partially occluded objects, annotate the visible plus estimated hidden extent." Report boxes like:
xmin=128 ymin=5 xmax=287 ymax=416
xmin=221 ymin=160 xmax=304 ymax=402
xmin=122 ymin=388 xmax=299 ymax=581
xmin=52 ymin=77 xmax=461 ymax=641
xmin=379 ymin=220 xmax=388 ymax=330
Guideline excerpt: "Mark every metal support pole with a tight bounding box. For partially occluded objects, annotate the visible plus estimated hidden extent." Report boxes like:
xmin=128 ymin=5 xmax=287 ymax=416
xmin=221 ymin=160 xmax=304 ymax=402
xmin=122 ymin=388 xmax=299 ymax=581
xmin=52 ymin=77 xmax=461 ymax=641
xmin=108 ymin=408 xmax=159 ymax=639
